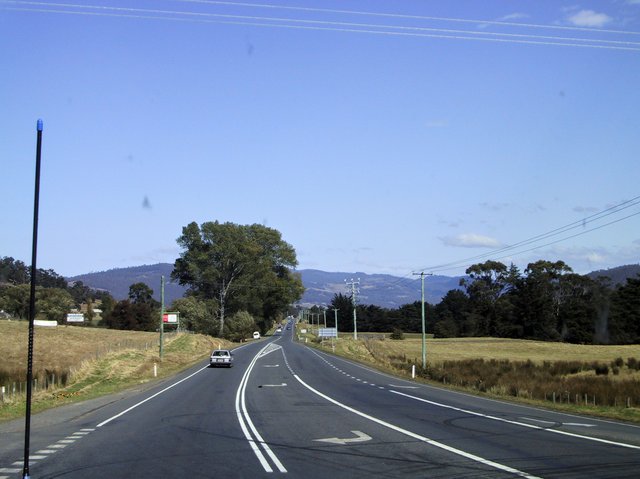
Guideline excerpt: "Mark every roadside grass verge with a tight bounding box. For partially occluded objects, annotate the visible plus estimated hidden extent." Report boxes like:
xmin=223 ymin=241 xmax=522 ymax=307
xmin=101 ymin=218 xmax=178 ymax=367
xmin=298 ymin=326 xmax=640 ymax=422
xmin=0 ymin=320 xmax=231 ymax=422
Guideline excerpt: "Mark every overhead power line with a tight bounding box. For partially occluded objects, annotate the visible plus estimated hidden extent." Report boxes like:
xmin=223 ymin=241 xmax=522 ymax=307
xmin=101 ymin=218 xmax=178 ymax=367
xmin=175 ymin=0 xmax=640 ymax=36
xmin=420 ymin=196 xmax=640 ymax=274
xmin=2 ymin=1 xmax=640 ymax=51
xmin=383 ymin=195 xmax=640 ymax=290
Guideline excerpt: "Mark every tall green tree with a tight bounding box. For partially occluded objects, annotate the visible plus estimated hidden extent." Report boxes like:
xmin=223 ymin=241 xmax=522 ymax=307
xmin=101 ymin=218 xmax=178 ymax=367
xmin=102 ymin=300 xmax=157 ymax=331
xmin=0 ymin=284 xmax=30 ymax=318
xmin=172 ymin=221 xmax=303 ymax=336
xmin=38 ymin=288 xmax=75 ymax=323
xmin=171 ymin=296 xmax=218 ymax=335
xmin=225 ymin=311 xmax=258 ymax=342
xmin=128 ymin=282 xmax=159 ymax=308
xmin=433 ymin=290 xmax=469 ymax=337
xmin=0 ymin=257 xmax=29 ymax=284
xmin=329 ymin=293 xmax=354 ymax=333
xmin=519 ymin=260 xmax=572 ymax=340
xmin=609 ymin=276 xmax=640 ymax=344
xmin=460 ymin=261 xmax=510 ymax=336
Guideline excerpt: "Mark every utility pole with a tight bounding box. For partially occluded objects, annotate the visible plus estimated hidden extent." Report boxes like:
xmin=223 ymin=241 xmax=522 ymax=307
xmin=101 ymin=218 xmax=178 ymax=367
xmin=332 ymin=308 xmax=339 ymax=338
xmin=413 ymin=272 xmax=432 ymax=369
xmin=345 ymin=278 xmax=360 ymax=340
xmin=322 ymin=308 xmax=327 ymax=328
xmin=159 ymin=275 xmax=165 ymax=359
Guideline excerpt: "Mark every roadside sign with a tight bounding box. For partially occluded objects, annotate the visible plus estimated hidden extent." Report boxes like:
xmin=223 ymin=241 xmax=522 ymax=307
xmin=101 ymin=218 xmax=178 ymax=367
xmin=66 ymin=313 xmax=85 ymax=323
xmin=319 ymin=328 xmax=337 ymax=338
xmin=163 ymin=312 xmax=179 ymax=323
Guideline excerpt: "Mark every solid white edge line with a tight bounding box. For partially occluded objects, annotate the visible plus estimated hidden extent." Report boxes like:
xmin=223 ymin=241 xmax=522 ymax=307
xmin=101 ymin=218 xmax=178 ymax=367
xmin=390 ymin=390 xmax=640 ymax=450
xmin=291 ymin=372 xmax=541 ymax=479
xmin=96 ymin=364 xmax=210 ymax=427
xmin=96 ymin=343 xmax=256 ymax=429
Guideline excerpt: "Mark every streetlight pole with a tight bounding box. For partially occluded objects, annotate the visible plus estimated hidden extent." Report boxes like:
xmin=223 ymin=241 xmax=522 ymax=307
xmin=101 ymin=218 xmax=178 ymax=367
xmin=159 ymin=275 xmax=165 ymax=359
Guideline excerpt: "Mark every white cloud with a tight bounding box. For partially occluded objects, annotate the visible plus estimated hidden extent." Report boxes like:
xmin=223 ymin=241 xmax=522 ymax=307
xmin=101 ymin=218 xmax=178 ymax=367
xmin=567 ymin=10 xmax=612 ymax=27
xmin=497 ymin=13 xmax=529 ymax=21
xmin=440 ymin=233 xmax=503 ymax=248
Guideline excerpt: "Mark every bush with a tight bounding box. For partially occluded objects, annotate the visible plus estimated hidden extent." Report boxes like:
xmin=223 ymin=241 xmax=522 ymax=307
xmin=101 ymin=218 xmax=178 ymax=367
xmin=627 ymin=357 xmax=640 ymax=371
xmin=390 ymin=328 xmax=405 ymax=340
xmin=594 ymin=364 xmax=609 ymax=376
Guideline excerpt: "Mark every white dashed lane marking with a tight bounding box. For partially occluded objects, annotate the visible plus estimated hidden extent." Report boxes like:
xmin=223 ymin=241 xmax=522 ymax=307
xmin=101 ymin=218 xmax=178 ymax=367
xmin=0 ymin=429 xmax=95 ymax=476
xmin=313 ymin=351 xmax=389 ymax=390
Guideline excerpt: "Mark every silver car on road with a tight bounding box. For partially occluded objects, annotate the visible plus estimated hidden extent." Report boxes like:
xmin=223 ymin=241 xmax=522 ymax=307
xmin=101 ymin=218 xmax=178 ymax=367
xmin=209 ymin=349 xmax=233 ymax=368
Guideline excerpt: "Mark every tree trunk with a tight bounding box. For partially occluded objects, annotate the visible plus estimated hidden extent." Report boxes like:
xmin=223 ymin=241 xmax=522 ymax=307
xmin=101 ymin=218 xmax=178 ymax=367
xmin=219 ymin=283 xmax=225 ymax=337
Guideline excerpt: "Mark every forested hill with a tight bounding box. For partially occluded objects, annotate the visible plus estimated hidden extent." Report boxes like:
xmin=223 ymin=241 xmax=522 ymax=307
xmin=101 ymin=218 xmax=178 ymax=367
xmin=587 ymin=264 xmax=640 ymax=286
xmin=67 ymin=263 xmax=640 ymax=309
xmin=67 ymin=265 xmax=464 ymax=308
xmin=299 ymin=269 xmax=463 ymax=308
xmin=69 ymin=264 xmax=186 ymax=305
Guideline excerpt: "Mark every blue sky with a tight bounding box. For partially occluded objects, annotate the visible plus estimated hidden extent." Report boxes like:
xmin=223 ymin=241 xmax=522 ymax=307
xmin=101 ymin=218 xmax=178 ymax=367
xmin=2 ymin=0 xmax=640 ymax=279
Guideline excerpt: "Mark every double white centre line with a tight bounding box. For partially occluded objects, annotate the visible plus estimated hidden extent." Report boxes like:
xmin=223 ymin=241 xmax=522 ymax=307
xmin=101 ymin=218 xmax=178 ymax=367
xmin=235 ymin=342 xmax=287 ymax=473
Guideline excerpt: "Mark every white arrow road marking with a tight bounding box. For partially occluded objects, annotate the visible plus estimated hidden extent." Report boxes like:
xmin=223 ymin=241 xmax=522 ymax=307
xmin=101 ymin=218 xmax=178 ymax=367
xmin=521 ymin=417 xmax=555 ymax=425
xmin=314 ymin=430 xmax=372 ymax=445
xmin=258 ymin=344 xmax=282 ymax=358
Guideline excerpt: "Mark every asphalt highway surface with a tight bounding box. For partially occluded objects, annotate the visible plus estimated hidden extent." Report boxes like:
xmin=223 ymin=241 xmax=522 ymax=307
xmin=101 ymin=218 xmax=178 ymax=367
xmin=2 ymin=324 xmax=640 ymax=478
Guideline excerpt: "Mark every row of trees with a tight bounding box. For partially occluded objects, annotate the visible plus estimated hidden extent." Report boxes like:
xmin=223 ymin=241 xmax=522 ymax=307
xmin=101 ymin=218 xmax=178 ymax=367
xmin=318 ymin=260 xmax=639 ymax=344
xmin=0 ymin=256 xmax=116 ymax=323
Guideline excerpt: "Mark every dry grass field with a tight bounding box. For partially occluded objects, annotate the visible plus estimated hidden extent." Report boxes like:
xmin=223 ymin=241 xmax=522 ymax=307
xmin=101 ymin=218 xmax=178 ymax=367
xmin=378 ymin=337 xmax=640 ymax=365
xmin=0 ymin=320 xmax=230 ymax=421
xmin=1 ymin=320 xmax=159 ymax=383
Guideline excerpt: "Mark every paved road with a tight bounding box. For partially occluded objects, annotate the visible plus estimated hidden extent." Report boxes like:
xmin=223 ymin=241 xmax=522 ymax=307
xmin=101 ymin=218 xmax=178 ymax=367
xmin=2 ymin=325 xmax=640 ymax=478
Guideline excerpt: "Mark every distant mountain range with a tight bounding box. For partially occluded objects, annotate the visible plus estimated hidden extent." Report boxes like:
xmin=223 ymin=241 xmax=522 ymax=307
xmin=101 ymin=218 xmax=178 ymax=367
xmin=68 ymin=263 xmax=640 ymax=309
xmin=586 ymin=264 xmax=640 ymax=286
xmin=298 ymin=269 xmax=463 ymax=308
xmin=68 ymin=264 xmax=464 ymax=308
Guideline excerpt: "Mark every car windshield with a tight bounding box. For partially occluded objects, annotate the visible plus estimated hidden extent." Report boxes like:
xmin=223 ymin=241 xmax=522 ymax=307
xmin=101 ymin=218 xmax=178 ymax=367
xmin=3 ymin=3 xmax=639 ymax=478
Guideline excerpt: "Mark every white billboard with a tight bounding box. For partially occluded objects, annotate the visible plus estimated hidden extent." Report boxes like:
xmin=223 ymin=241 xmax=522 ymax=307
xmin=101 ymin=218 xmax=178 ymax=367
xmin=67 ymin=313 xmax=85 ymax=323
